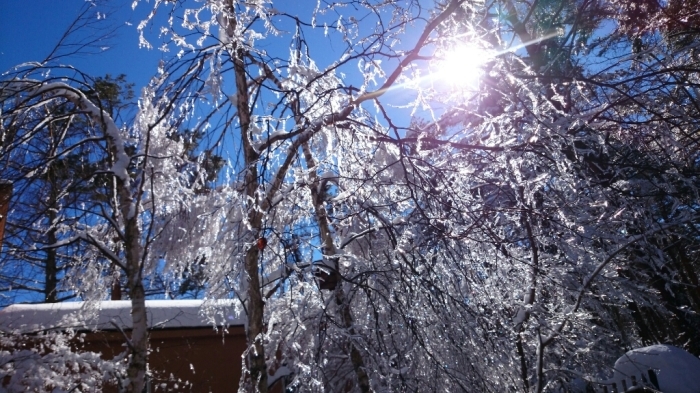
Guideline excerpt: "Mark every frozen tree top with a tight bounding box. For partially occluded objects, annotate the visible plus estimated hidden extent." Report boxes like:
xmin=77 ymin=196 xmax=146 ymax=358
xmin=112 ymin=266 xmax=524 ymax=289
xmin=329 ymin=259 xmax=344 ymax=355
xmin=0 ymin=300 xmax=243 ymax=333
xmin=612 ymin=344 xmax=700 ymax=393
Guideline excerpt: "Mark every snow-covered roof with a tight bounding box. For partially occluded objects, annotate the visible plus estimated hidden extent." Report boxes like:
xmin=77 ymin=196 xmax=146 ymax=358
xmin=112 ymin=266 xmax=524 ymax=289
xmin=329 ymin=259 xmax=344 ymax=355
xmin=0 ymin=300 xmax=244 ymax=333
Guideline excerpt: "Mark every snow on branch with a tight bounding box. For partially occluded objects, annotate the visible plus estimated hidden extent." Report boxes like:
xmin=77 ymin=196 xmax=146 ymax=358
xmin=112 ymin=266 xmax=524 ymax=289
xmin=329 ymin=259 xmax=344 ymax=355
xmin=16 ymin=80 xmax=131 ymax=185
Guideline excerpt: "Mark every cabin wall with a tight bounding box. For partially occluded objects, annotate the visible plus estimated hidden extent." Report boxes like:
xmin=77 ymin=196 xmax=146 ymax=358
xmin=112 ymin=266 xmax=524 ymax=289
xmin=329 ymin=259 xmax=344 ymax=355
xmin=75 ymin=326 xmax=247 ymax=392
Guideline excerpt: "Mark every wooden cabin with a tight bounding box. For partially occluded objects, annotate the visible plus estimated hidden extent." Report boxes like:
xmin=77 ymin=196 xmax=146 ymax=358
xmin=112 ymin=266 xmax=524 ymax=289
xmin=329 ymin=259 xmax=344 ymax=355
xmin=0 ymin=300 xmax=268 ymax=392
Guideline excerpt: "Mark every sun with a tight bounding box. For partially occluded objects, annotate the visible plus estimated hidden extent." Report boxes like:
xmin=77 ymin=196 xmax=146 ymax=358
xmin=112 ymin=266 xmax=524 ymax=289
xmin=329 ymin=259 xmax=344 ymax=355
xmin=433 ymin=44 xmax=489 ymax=88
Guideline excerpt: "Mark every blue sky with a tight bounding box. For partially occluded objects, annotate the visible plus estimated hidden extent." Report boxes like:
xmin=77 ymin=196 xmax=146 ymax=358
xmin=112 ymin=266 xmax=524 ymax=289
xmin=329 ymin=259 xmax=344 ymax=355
xmin=0 ymin=1 xmax=359 ymax=85
xmin=0 ymin=0 xmax=434 ymax=137
xmin=0 ymin=1 xmax=423 ymax=98
xmin=0 ymin=1 xmax=165 ymax=87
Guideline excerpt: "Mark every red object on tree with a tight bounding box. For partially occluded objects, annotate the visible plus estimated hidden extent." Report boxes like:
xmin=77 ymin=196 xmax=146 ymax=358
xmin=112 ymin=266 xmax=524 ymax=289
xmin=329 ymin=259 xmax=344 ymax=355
xmin=257 ymin=237 xmax=267 ymax=251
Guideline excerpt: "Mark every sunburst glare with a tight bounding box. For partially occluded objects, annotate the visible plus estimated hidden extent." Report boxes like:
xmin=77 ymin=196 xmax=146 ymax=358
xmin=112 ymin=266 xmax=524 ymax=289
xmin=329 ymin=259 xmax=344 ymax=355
xmin=432 ymin=44 xmax=490 ymax=88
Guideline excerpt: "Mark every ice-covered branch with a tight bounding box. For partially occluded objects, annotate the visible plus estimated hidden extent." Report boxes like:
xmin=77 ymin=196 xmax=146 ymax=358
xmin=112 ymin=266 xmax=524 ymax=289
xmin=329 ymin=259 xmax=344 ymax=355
xmin=543 ymin=216 xmax=700 ymax=346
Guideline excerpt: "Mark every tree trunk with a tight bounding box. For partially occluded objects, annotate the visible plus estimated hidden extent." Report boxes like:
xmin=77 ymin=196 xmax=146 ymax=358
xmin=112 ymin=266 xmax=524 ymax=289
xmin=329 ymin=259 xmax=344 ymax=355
xmin=243 ymin=235 xmax=268 ymax=392
xmin=228 ymin=8 xmax=268 ymax=389
xmin=301 ymin=142 xmax=372 ymax=393
xmin=121 ymin=187 xmax=148 ymax=393
xmin=111 ymin=137 xmax=148 ymax=393
xmin=45 ymin=217 xmax=58 ymax=303
xmin=45 ymin=166 xmax=58 ymax=303
xmin=0 ymin=182 xmax=11 ymax=250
